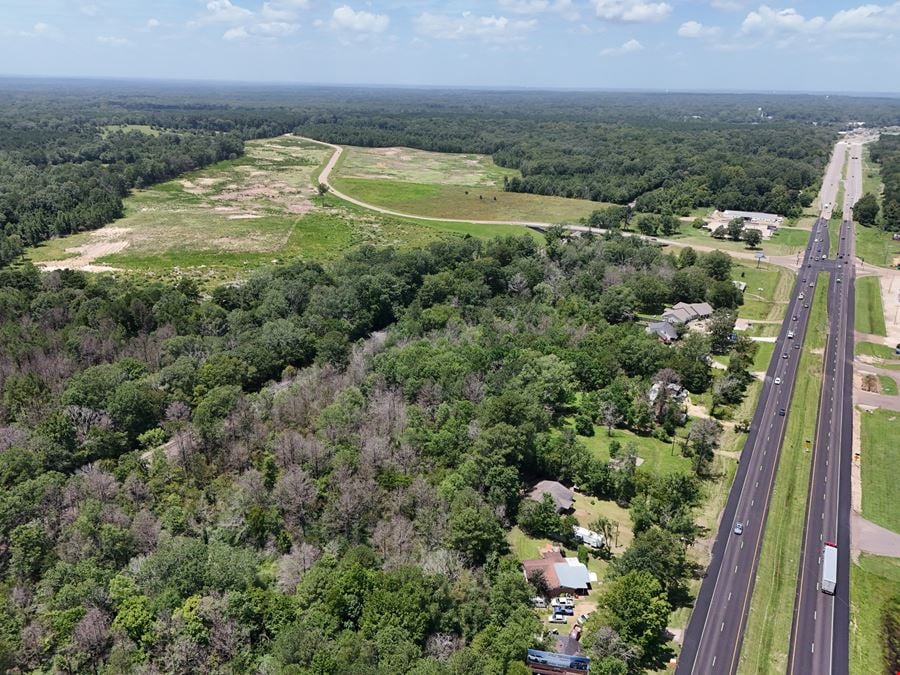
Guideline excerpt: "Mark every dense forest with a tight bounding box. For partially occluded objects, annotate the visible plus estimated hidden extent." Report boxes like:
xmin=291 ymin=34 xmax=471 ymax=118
xmin=859 ymin=134 xmax=900 ymax=231
xmin=0 ymin=230 xmax=759 ymax=673
xmin=5 ymin=81 xmax=900 ymax=269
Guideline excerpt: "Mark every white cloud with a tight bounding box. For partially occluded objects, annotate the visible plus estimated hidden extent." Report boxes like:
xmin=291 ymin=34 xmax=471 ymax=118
xmin=740 ymin=3 xmax=900 ymax=40
xmin=262 ymin=0 xmax=311 ymax=21
xmin=599 ymin=37 xmax=643 ymax=55
xmin=330 ymin=5 xmax=390 ymax=33
xmin=498 ymin=0 xmax=580 ymax=21
xmin=710 ymin=0 xmax=747 ymax=10
xmin=223 ymin=26 xmax=249 ymax=40
xmin=201 ymin=0 xmax=253 ymax=24
xmin=677 ymin=20 xmax=720 ymax=38
xmin=80 ymin=4 xmax=99 ymax=17
xmin=20 ymin=22 xmax=55 ymax=38
xmin=414 ymin=11 xmax=537 ymax=42
xmin=146 ymin=18 xmax=161 ymax=30
xmin=97 ymin=35 xmax=131 ymax=47
xmin=592 ymin=0 xmax=671 ymax=23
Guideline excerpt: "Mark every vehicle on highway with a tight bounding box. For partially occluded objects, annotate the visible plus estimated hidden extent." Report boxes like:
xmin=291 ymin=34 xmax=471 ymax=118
xmin=794 ymin=343 xmax=800 ymax=350
xmin=837 ymin=277 xmax=841 ymax=283
xmin=733 ymin=522 xmax=744 ymax=535
xmin=774 ymin=377 xmax=782 ymax=385
xmin=782 ymin=353 xmax=788 ymax=359
xmin=821 ymin=541 xmax=838 ymax=595
xmin=799 ymin=293 xmax=805 ymax=300
xmin=788 ymin=331 xmax=795 ymax=339
xmin=778 ymin=408 xmax=786 ymax=416
xmin=809 ymin=282 xmax=814 ymax=287
xmin=804 ymin=303 xmax=809 ymax=308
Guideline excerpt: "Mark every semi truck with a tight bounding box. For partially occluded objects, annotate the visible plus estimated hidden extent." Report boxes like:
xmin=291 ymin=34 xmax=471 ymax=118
xmin=821 ymin=541 xmax=838 ymax=595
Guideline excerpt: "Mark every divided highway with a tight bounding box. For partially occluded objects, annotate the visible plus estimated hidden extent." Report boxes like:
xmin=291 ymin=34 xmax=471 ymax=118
xmin=677 ymin=140 xmax=851 ymax=674
xmin=786 ymin=141 xmax=863 ymax=675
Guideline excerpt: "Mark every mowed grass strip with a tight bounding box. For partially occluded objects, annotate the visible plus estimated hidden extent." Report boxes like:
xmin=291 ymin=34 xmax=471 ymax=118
xmin=849 ymin=554 xmax=900 ymax=675
xmin=856 ymin=341 xmax=900 ymax=361
xmin=738 ymin=274 xmax=828 ymax=675
xmin=860 ymin=408 xmax=900 ymax=534
xmin=854 ymin=276 xmax=887 ymax=336
xmin=878 ymin=375 xmax=898 ymax=396
xmin=735 ymin=263 xmax=795 ymax=322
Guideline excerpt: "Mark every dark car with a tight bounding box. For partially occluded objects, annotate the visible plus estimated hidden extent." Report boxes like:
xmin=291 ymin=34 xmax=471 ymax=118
xmin=778 ymin=408 xmax=786 ymax=416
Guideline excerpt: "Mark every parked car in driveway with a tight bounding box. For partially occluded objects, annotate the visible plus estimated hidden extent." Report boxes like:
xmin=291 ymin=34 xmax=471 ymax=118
xmin=548 ymin=613 xmax=568 ymax=624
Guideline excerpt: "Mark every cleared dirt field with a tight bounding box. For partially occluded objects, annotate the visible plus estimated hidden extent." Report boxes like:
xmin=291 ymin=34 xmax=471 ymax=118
xmin=28 ymin=136 xmax=531 ymax=282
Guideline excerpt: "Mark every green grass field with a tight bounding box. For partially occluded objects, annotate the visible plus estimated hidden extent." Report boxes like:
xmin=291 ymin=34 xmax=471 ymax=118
xmin=734 ymin=264 xmax=794 ymax=322
xmin=856 ymin=341 xmax=900 ymax=361
xmin=26 ymin=136 xmax=537 ymax=282
xmin=738 ymin=274 xmax=828 ymax=675
xmin=850 ymin=554 xmax=900 ymax=675
xmin=878 ymin=375 xmax=898 ymax=396
xmin=331 ymin=145 xmax=610 ymax=223
xmin=860 ymin=408 xmax=900 ymax=534
xmin=751 ymin=342 xmax=776 ymax=372
xmin=576 ymin=424 xmax=692 ymax=476
xmin=854 ymin=276 xmax=887 ymax=336
xmin=828 ymin=220 xmax=841 ymax=257
xmin=672 ymin=227 xmax=809 ymax=257
xmin=855 ymin=225 xmax=900 ymax=269
xmin=862 ymin=145 xmax=883 ymax=207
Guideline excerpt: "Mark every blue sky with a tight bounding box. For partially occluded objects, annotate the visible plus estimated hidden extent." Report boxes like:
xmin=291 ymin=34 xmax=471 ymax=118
xmin=1 ymin=1 xmax=898 ymax=92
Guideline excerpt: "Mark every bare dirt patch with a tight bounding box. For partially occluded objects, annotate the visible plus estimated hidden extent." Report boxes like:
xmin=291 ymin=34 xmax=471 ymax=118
xmin=40 ymin=229 xmax=132 ymax=272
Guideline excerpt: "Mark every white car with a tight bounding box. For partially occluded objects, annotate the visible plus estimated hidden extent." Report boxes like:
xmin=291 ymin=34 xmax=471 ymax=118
xmin=774 ymin=377 xmax=782 ymax=385
xmin=548 ymin=614 xmax=568 ymax=624
xmin=551 ymin=597 xmax=575 ymax=608
xmin=787 ymin=331 xmax=795 ymax=339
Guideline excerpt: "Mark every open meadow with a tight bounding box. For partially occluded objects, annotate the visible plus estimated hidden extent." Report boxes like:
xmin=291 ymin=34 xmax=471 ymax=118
xmin=330 ymin=145 xmax=611 ymax=223
xmin=26 ymin=136 xmax=532 ymax=282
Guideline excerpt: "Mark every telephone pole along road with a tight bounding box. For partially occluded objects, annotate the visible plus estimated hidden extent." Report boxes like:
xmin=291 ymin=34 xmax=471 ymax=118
xmin=677 ymin=139 xmax=851 ymax=675
xmin=786 ymin=139 xmax=865 ymax=675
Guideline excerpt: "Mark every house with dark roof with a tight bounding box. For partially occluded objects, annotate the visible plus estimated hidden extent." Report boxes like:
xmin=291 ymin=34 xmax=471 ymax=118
xmin=646 ymin=320 xmax=679 ymax=343
xmin=528 ymin=480 xmax=574 ymax=513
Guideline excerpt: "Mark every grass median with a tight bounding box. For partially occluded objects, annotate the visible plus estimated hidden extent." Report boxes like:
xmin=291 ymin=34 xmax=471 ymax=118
xmin=854 ymin=276 xmax=887 ymax=336
xmin=738 ymin=273 xmax=829 ymax=675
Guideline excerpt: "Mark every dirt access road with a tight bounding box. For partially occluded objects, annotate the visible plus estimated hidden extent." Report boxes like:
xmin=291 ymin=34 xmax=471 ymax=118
xmin=304 ymin=135 xmax=790 ymax=269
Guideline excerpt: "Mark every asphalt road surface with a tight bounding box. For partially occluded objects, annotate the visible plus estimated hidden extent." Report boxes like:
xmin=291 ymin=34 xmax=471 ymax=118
xmin=786 ymin=142 xmax=863 ymax=675
xmin=677 ymin=140 xmax=851 ymax=675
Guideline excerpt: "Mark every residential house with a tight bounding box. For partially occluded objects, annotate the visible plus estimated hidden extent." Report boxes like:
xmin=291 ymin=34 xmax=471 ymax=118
xmin=522 ymin=546 xmax=595 ymax=596
xmin=528 ymin=480 xmax=575 ymax=513
xmin=646 ymin=320 xmax=679 ymax=343
xmin=662 ymin=301 xmax=713 ymax=325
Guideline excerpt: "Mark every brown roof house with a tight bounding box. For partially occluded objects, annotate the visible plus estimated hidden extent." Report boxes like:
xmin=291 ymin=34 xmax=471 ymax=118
xmin=522 ymin=545 xmax=596 ymax=596
xmin=527 ymin=480 xmax=574 ymax=513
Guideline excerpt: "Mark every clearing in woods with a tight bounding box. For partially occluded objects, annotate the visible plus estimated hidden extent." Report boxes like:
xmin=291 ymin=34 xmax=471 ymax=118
xmin=27 ymin=136 xmax=532 ymax=282
xmin=330 ymin=145 xmax=612 ymax=223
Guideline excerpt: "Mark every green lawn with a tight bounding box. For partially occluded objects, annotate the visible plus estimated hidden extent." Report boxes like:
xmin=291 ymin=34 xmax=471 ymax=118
xmin=855 ymin=276 xmax=887 ymax=336
xmin=672 ymin=228 xmax=809 ymax=257
xmin=878 ymin=375 xmax=898 ymax=396
xmin=738 ymin=274 xmax=828 ymax=675
xmin=856 ymin=341 xmax=900 ymax=361
xmin=861 ymin=145 xmax=883 ymax=207
xmin=856 ymin=225 xmax=900 ymax=268
xmin=734 ymin=264 xmax=794 ymax=322
xmin=577 ymin=425 xmax=692 ymax=476
xmin=860 ymin=408 xmax=900 ymax=534
xmin=850 ymin=554 xmax=900 ymax=675
xmin=751 ymin=341 xmax=776 ymax=372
